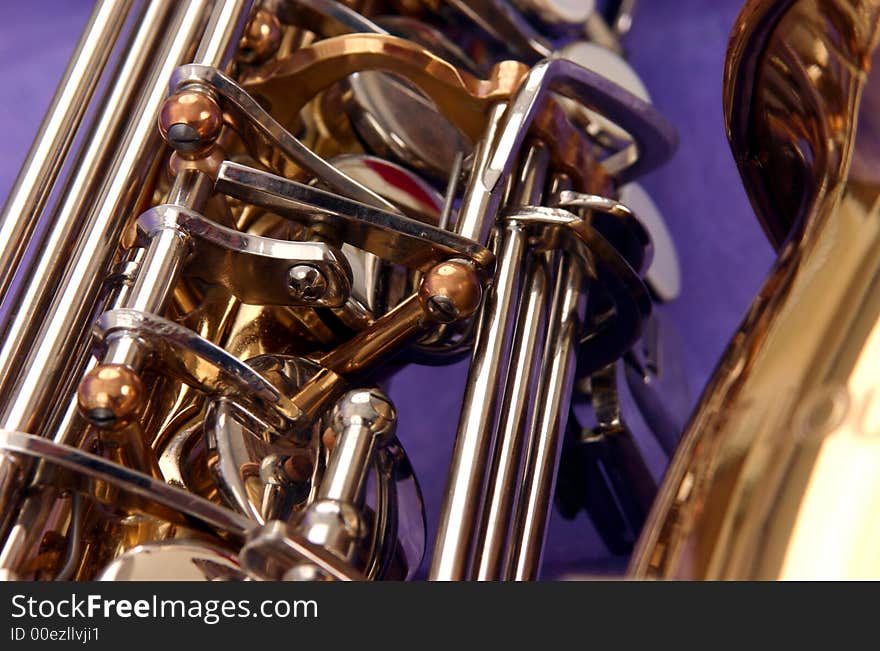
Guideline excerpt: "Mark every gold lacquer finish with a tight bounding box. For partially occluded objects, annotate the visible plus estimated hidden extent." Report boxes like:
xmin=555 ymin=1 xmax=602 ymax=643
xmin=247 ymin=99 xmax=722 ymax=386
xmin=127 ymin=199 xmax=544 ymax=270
xmin=242 ymin=34 xmax=607 ymax=192
xmin=158 ymin=90 xmax=224 ymax=158
xmin=77 ymin=365 xmax=144 ymax=430
xmin=0 ymin=0 xmax=678 ymax=581
xmin=631 ymin=0 xmax=880 ymax=580
xmin=241 ymin=34 xmax=528 ymax=141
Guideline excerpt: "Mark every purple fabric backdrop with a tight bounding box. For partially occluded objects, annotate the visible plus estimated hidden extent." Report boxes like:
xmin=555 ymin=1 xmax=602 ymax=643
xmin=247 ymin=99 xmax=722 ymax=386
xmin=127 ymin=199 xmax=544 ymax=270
xmin=0 ymin=0 xmax=776 ymax=577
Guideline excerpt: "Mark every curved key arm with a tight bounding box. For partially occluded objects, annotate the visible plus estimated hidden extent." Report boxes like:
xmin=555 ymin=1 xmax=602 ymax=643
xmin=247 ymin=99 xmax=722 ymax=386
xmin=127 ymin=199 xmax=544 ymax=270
xmin=215 ymin=161 xmax=494 ymax=270
xmin=138 ymin=204 xmax=353 ymax=308
xmin=504 ymin=206 xmax=653 ymax=373
xmin=233 ymin=34 xmax=527 ymax=141
xmin=172 ymin=64 xmax=400 ymax=212
xmin=485 ymin=58 xmax=677 ymax=186
xmin=93 ymin=309 xmax=305 ymax=431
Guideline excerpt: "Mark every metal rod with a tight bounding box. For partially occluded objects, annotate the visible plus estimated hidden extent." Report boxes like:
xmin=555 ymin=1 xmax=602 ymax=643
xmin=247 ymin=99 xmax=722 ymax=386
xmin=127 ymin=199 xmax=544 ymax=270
xmin=319 ymin=423 xmax=377 ymax=504
xmin=127 ymin=227 xmax=190 ymax=315
xmin=0 ymin=0 xmax=212 ymax=431
xmin=470 ymin=143 xmax=551 ymax=581
xmin=0 ymin=0 xmax=134 ymax=303
xmin=429 ymin=142 xmax=549 ymax=580
xmin=429 ymin=222 xmax=526 ymax=580
xmin=319 ymin=389 xmax=395 ymax=505
xmin=473 ymin=255 xmax=548 ymax=580
xmin=508 ymin=253 xmax=587 ymax=580
xmin=102 ymin=170 xmax=213 ymax=370
xmin=0 ymin=249 xmax=143 ymax=575
xmin=438 ymin=151 xmax=464 ymax=232
xmin=0 ymin=0 xmax=192 ymax=417
xmin=97 ymin=0 xmax=259 ymax=373
xmin=54 ymin=493 xmax=83 ymax=581
xmin=110 ymin=0 xmax=256 ymax=327
xmin=454 ymin=103 xmax=508 ymax=245
xmin=0 ymin=0 xmax=162 ymax=386
xmin=429 ymin=148 xmax=549 ymax=581
xmin=445 ymin=0 xmax=553 ymax=63
xmin=0 ymin=0 xmax=213 ymax=572
xmin=0 ymin=0 xmax=186 ymax=553
xmin=193 ymin=0 xmax=255 ymax=69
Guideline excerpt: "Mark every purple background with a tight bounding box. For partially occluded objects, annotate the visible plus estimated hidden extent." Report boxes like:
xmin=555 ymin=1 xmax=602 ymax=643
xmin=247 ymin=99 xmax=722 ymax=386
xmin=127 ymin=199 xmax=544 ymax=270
xmin=0 ymin=1 xmax=775 ymax=577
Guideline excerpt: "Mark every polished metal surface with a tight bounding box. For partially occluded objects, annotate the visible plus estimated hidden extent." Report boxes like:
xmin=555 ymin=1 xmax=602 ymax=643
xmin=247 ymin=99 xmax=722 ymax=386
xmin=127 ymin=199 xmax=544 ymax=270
xmin=430 ymin=143 xmax=548 ymax=580
xmin=508 ymin=251 xmax=586 ymax=580
xmin=136 ymin=202 xmax=353 ymax=308
xmin=98 ymin=541 xmax=248 ymax=581
xmin=0 ymin=429 xmax=254 ymax=537
xmin=0 ymin=0 xmax=197 ymax=421
xmin=632 ymin=0 xmax=880 ymax=580
xmin=0 ymin=0 xmax=132 ymax=303
xmin=0 ymin=0 xmax=213 ymax=576
xmin=338 ymin=14 xmax=476 ymax=183
xmin=0 ymin=0 xmax=697 ymax=582
xmin=474 ymin=256 xmax=548 ymax=580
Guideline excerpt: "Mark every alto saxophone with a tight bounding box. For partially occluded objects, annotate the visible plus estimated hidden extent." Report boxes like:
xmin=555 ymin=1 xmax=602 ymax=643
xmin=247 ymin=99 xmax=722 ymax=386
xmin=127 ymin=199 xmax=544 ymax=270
xmin=632 ymin=0 xmax=880 ymax=580
xmin=0 ymin=0 xmax=683 ymax=581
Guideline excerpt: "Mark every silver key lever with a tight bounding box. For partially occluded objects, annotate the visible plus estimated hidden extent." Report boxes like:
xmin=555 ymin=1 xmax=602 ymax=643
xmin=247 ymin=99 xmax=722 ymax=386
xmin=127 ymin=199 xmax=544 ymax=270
xmin=556 ymin=362 xmax=657 ymax=555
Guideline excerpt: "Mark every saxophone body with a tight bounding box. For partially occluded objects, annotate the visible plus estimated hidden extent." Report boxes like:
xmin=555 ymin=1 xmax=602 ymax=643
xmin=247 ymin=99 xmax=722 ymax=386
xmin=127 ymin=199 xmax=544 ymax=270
xmin=10 ymin=0 xmax=879 ymax=583
xmin=0 ymin=0 xmax=684 ymax=580
xmin=632 ymin=0 xmax=880 ymax=579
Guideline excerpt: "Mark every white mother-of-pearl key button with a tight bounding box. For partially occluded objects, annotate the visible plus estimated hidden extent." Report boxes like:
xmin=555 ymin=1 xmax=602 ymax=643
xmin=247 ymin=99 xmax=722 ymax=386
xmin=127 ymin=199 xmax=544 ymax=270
xmin=560 ymin=40 xmax=650 ymax=142
xmin=620 ymin=183 xmax=681 ymax=302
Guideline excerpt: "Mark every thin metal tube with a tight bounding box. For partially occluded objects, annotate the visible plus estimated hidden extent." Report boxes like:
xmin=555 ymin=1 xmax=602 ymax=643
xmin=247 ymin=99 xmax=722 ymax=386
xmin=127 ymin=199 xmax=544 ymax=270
xmin=319 ymin=424 xmax=376 ymax=504
xmin=430 ymin=142 xmax=549 ymax=580
xmin=429 ymin=222 xmax=526 ymax=580
xmin=0 ymin=250 xmax=143 ymax=576
xmin=0 ymin=1 xmax=213 ymax=570
xmin=473 ymin=256 xmax=548 ymax=580
xmin=0 ymin=0 xmax=183 ymax=403
xmin=99 ymin=0 xmax=258 ymax=373
xmin=0 ymin=0 xmax=211 ymax=434
xmin=0 ymin=0 xmax=134 ymax=303
xmin=54 ymin=493 xmax=83 ymax=581
xmin=508 ymin=255 xmax=587 ymax=580
xmin=472 ymin=143 xmax=551 ymax=580
xmin=438 ymin=151 xmax=464 ymax=232
xmin=128 ymin=230 xmax=190 ymax=314
xmin=193 ymin=0 xmax=255 ymax=69
xmin=0 ymin=0 xmax=189 ymax=555
xmin=28 ymin=7 xmax=251 ymax=567
xmin=117 ymin=171 xmax=211 ymax=317
xmin=454 ymin=103 xmax=508 ymax=245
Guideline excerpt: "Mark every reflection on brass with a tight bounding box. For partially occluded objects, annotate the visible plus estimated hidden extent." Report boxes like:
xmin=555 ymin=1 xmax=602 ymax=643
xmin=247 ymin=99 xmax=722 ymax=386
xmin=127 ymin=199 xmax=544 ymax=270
xmin=0 ymin=0 xmax=680 ymax=581
xmin=159 ymin=90 xmax=224 ymax=158
xmin=77 ymin=365 xmax=144 ymax=431
xmin=243 ymin=34 xmax=606 ymax=192
xmin=241 ymin=33 xmax=529 ymax=141
xmin=631 ymin=0 xmax=880 ymax=580
xmin=723 ymin=0 xmax=878 ymax=248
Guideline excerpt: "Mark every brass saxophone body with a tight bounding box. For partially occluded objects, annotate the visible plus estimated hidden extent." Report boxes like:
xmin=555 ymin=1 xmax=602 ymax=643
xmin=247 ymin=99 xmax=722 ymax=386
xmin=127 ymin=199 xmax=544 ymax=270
xmin=0 ymin=0 xmax=683 ymax=581
xmin=632 ymin=0 xmax=880 ymax=580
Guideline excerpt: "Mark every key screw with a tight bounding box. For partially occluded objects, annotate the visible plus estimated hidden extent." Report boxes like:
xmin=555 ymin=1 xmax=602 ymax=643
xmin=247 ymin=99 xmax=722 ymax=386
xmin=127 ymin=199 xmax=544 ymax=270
xmin=288 ymin=264 xmax=328 ymax=303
